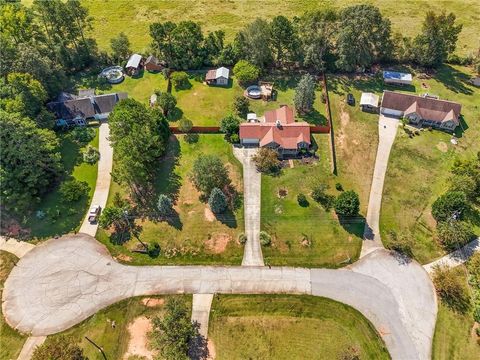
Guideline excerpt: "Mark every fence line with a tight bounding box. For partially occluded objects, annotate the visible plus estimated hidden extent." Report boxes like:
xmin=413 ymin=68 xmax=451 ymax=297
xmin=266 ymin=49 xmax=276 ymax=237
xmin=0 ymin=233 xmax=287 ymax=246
xmin=321 ymin=73 xmax=338 ymax=175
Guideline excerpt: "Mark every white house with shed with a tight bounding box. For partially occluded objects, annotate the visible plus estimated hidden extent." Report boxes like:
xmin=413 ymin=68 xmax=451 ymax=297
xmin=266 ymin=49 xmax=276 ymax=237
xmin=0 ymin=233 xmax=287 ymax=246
xmin=205 ymin=67 xmax=230 ymax=86
xmin=359 ymin=92 xmax=379 ymax=112
xmin=383 ymin=71 xmax=413 ymax=86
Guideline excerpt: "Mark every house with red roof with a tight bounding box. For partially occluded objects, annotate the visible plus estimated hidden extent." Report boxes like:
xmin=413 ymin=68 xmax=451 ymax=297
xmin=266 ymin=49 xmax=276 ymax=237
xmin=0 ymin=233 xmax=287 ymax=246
xmin=239 ymin=105 xmax=311 ymax=157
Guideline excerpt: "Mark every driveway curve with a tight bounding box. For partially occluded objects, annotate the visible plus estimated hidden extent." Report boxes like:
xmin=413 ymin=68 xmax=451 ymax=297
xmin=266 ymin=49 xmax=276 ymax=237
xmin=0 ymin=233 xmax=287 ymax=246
xmin=2 ymin=234 xmax=436 ymax=360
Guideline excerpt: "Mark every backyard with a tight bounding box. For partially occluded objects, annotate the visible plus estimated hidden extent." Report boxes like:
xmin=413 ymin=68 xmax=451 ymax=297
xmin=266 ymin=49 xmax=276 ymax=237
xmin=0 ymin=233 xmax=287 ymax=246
xmin=380 ymin=64 xmax=480 ymax=264
xmin=209 ymin=294 xmax=390 ymax=360
xmin=97 ymin=134 xmax=246 ymax=265
xmin=261 ymin=135 xmax=362 ymax=267
xmin=23 ymin=126 xmax=99 ymax=240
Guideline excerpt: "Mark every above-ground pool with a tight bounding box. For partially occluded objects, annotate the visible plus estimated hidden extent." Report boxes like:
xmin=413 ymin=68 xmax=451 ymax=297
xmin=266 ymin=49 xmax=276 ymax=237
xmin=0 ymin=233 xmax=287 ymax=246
xmin=246 ymin=85 xmax=262 ymax=99
xmin=100 ymin=66 xmax=124 ymax=84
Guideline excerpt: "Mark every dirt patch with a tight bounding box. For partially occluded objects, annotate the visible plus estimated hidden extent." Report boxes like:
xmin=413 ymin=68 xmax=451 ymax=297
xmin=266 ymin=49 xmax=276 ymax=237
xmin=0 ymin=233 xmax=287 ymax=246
xmin=123 ymin=316 xmax=155 ymax=360
xmin=277 ymin=188 xmax=288 ymax=198
xmin=141 ymin=297 xmax=165 ymax=307
xmin=206 ymin=233 xmax=231 ymax=253
xmin=207 ymin=339 xmax=216 ymax=359
xmin=336 ymin=103 xmax=350 ymax=149
xmin=471 ymin=322 xmax=479 ymax=340
xmin=436 ymin=142 xmax=448 ymax=153
xmin=288 ymin=159 xmax=294 ymax=168
xmin=116 ymin=254 xmax=132 ymax=262
xmin=204 ymin=207 xmax=216 ymax=222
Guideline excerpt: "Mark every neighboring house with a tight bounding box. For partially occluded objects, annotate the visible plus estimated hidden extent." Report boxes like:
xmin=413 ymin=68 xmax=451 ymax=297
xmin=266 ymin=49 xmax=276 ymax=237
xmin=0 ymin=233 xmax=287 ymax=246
xmin=125 ymin=54 xmax=143 ymax=75
xmin=383 ymin=71 xmax=413 ymax=86
xmin=145 ymin=55 xmax=165 ymax=72
xmin=205 ymin=67 xmax=230 ymax=86
xmin=380 ymin=91 xmax=462 ymax=131
xmin=48 ymin=90 xmax=128 ymax=127
xmin=359 ymin=92 xmax=379 ymax=112
xmin=239 ymin=105 xmax=311 ymax=157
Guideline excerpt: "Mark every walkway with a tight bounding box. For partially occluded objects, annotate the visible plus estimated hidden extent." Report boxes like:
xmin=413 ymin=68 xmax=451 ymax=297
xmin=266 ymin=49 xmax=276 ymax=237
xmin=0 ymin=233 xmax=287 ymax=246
xmin=0 ymin=237 xmax=35 ymax=259
xmin=17 ymin=336 xmax=46 ymax=360
xmin=78 ymin=121 xmax=113 ymax=237
xmin=423 ymin=237 xmax=480 ymax=273
xmin=2 ymin=233 xmax=436 ymax=360
xmin=362 ymin=115 xmax=399 ymax=257
xmin=233 ymin=147 xmax=264 ymax=266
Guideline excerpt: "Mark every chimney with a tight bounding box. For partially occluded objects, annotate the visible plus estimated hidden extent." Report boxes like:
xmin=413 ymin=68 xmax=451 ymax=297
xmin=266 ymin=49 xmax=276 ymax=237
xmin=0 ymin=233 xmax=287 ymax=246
xmin=275 ymin=120 xmax=281 ymax=128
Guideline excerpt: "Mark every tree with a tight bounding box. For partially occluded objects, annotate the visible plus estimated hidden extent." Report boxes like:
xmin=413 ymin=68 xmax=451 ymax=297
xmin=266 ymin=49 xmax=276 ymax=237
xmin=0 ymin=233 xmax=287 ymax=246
xmin=32 ymin=336 xmax=85 ymax=360
xmin=0 ymin=112 xmax=62 ymax=213
xmin=233 ymin=95 xmax=249 ymax=118
xmin=156 ymin=92 xmax=177 ymax=117
xmin=59 ymin=179 xmax=89 ymax=202
xmin=294 ymin=73 xmax=316 ymax=114
xmin=204 ymin=30 xmax=225 ymax=66
xmin=216 ymin=43 xmax=237 ymax=66
xmin=170 ymin=21 xmax=205 ymax=69
xmin=82 ymin=145 xmax=100 ymax=164
xmin=412 ymin=11 xmax=462 ymax=67
xmin=297 ymin=193 xmax=309 ymax=207
xmin=311 ymin=183 xmax=335 ymax=211
xmin=150 ymin=21 xmax=177 ymax=66
xmin=386 ymin=229 xmax=414 ymax=257
xmin=151 ymin=297 xmax=196 ymax=360
xmin=108 ymin=99 xmax=170 ymax=198
xmin=234 ymin=18 xmax=273 ymax=68
xmin=191 ymin=155 xmax=230 ymax=197
xmin=170 ymin=71 xmax=190 ymax=90
xmin=433 ymin=265 xmax=471 ymax=313
xmin=252 ymin=148 xmax=280 ymax=174
xmin=208 ymin=187 xmax=228 ymax=214
xmin=178 ymin=118 xmax=193 ymax=133
xmin=270 ymin=15 xmax=298 ymax=66
xmin=233 ymin=60 xmax=259 ymax=86
xmin=436 ymin=220 xmax=474 ymax=251
xmin=110 ymin=32 xmax=130 ymax=63
xmin=98 ymin=205 xmax=130 ymax=234
xmin=220 ymin=114 xmax=240 ymax=142
xmin=334 ymin=190 xmax=360 ymax=217
xmin=157 ymin=194 xmax=173 ymax=217
xmin=449 ymin=174 xmax=478 ymax=203
xmin=431 ymin=191 xmax=468 ymax=222
xmin=336 ymin=5 xmax=393 ymax=71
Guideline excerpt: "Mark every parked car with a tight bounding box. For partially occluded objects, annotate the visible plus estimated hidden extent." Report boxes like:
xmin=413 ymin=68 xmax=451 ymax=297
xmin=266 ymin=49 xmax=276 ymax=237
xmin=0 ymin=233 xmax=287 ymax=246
xmin=88 ymin=205 xmax=101 ymax=223
xmin=347 ymin=93 xmax=355 ymax=106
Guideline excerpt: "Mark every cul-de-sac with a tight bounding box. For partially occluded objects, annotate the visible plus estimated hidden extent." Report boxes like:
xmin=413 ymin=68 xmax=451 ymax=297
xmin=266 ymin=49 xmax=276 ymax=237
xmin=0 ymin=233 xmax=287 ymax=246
xmin=1 ymin=1 xmax=480 ymax=359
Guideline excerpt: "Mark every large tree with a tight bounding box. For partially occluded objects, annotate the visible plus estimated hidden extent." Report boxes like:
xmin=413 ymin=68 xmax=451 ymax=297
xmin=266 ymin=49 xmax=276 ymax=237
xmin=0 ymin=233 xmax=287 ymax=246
xmin=234 ymin=18 xmax=273 ymax=68
xmin=150 ymin=21 xmax=177 ymax=66
xmin=294 ymin=73 xmax=316 ymax=114
xmin=0 ymin=111 xmax=62 ymax=213
xmin=110 ymin=32 xmax=131 ymax=63
xmin=336 ymin=5 xmax=393 ymax=71
xmin=32 ymin=336 xmax=86 ymax=360
xmin=108 ymin=99 xmax=170 ymax=199
xmin=204 ymin=30 xmax=225 ymax=66
xmin=270 ymin=15 xmax=298 ymax=66
xmin=191 ymin=154 xmax=230 ymax=197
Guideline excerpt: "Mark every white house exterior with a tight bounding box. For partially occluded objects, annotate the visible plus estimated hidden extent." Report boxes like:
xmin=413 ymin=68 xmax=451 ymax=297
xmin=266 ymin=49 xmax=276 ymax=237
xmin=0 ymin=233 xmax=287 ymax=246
xmin=359 ymin=92 xmax=379 ymax=112
xmin=205 ymin=67 xmax=230 ymax=86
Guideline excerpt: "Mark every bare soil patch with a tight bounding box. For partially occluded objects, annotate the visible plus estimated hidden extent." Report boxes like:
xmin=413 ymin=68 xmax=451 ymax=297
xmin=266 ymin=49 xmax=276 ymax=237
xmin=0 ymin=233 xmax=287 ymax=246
xmin=204 ymin=207 xmax=216 ymax=222
xmin=123 ymin=316 xmax=155 ymax=360
xmin=207 ymin=339 xmax=216 ymax=359
xmin=206 ymin=233 xmax=231 ymax=253
xmin=141 ymin=297 xmax=165 ymax=307
xmin=436 ymin=142 xmax=448 ymax=153
xmin=116 ymin=254 xmax=132 ymax=262
xmin=277 ymin=188 xmax=288 ymax=198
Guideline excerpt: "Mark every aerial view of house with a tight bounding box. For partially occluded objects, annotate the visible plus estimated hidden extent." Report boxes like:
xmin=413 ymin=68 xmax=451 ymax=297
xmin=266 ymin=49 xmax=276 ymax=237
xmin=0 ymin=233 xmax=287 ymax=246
xmin=205 ymin=66 xmax=230 ymax=86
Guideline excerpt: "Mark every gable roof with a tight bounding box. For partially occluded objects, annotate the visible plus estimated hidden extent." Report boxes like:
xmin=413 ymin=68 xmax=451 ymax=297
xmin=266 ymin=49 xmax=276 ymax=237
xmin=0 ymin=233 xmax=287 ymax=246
xmin=215 ymin=67 xmax=229 ymax=79
xmin=381 ymin=91 xmax=462 ymax=124
xmin=126 ymin=54 xmax=142 ymax=69
xmin=383 ymin=71 xmax=412 ymax=82
xmin=93 ymin=94 xmax=118 ymax=114
xmin=145 ymin=55 xmax=160 ymax=65
xmin=360 ymin=92 xmax=379 ymax=107
xmin=47 ymin=98 xmax=95 ymax=120
xmin=264 ymin=105 xmax=295 ymax=124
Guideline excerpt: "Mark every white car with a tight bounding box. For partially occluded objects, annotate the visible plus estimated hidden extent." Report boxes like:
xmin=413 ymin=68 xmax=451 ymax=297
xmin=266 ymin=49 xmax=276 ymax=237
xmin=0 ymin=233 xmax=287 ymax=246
xmin=88 ymin=205 xmax=101 ymax=223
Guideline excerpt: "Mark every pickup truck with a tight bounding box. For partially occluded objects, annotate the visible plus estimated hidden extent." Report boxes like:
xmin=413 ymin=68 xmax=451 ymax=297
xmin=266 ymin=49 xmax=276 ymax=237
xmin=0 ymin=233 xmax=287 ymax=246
xmin=88 ymin=205 xmax=101 ymax=223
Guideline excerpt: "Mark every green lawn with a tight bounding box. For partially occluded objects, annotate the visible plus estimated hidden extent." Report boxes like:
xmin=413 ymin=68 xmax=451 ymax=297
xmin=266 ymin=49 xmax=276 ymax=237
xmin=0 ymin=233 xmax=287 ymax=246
xmin=24 ymin=126 xmax=99 ymax=240
xmin=52 ymin=295 xmax=191 ymax=360
xmin=53 ymin=0 xmax=480 ymax=57
xmin=380 ymin=65 xmax=480 ymax=264
xmin=209 ymin=294 xmax=390 ymax=360
xmin=97 ymin=134 xmax=245 ymax=265
xmin=0 ymin=251 xmax=27 ymax=360
xmin=261 ymin=135 xmax=362 ymax=268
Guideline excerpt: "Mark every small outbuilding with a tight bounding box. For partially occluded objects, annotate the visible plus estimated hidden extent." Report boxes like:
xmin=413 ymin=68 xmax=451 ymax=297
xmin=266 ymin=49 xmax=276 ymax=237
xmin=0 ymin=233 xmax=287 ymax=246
xmin=383 ymin=71 xmax=413 ymax=86
xmin=145 ymin=55 xmax=165 ymax=72
xmin=205 ymin=67 xmax=230 ymax=86
xmin=359 ymin=92 xmax=379 ymax=112
xmin=125 ymin=54 xmax=143 ymax=76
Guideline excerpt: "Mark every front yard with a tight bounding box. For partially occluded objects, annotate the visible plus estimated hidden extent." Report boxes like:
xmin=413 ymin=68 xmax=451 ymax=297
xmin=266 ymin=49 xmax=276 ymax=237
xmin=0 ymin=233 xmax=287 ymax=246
xmin=98 ymin=134 xmax=245 ymax=265
xmin=261 ymin=134 xmax=362 ymax=268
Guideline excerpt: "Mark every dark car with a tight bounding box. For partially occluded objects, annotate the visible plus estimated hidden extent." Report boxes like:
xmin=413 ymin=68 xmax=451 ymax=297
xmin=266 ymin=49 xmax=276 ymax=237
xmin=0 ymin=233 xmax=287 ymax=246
xmin=347 ymin=93 xmax=355 ymax=106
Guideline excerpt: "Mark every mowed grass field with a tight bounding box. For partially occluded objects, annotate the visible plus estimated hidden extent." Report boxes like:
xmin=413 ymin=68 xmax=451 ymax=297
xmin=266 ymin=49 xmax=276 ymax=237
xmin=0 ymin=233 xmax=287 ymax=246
xmin=209 ymin=295 xmax=390 ymax=360
xmin=43 ymin=0 xmax=480 ymax=57
xmin=97 ymin=134 xmax=246 ymax=265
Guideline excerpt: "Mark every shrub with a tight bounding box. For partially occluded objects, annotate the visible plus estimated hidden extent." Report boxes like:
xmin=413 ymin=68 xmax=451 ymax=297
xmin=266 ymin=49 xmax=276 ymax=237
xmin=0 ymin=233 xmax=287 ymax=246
xmin=178 ymin=118 xmax=193 ymax=133
xmin=208 ymin=187 xmax=228 ymax=214
xmin=69 ymin=126 xmax=95 ymax=145
xmin=335 ymin=183 xmax=344 ymax=191
xmin=297 ymin=193 xmax=309 ymax=207
xmin=436 ymin=220 xmax=474 ymax=251
xmin=386 ymin=230 xmax=414 ymax=257
xmin=230 ymin=133 xmax=240 ymax=143
xmin=148 ymin=242 xmax=161 ymax=258
xmin=82 ymin=145 xmax=100 ymax=164
xmin=220 ymin=114 xmax=240 ymax=142
xmin=467 ymin=252 xmax=480 ymax=285
xmin=59 ymin=179 xmax=89 ymax=202
xmin=233 ymin=60 xmax=260 ymax=85
xmin=156 ymin=92 xmax=177 ymax=117
xmin=260 ymin=231 xmax=271 ymax=246
xmin=170 ymin=71 xmax=190 ymax=90
xmin=334 ymin=190 xmax=360 ymax=217
xmin=238 ymin=233 xmax=247 ymax=244
xmin=252 ymin=148 xmax=280 ymax=174
xmin=32 ymin=336 xmax=86 ymax=360
xmin=233 ymin=95 xmax=250 ymax=118
xmin=432 ymin=191 xmax=468 ymax=222
xmin=311 ymin=183 xmax=335 ymax=211
xmin=433 ymin=265 xmax=471 ymax=314
xmin=191 ymin=155 xmax=230 ymax=197
xmin=157 ymin=194 xmax=173 ymax=217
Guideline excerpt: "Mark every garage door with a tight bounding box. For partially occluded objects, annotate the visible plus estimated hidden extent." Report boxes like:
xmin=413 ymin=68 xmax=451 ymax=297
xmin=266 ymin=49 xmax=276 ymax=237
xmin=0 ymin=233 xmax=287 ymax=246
xmin=380 ymin=107 xmax=403 ymax=118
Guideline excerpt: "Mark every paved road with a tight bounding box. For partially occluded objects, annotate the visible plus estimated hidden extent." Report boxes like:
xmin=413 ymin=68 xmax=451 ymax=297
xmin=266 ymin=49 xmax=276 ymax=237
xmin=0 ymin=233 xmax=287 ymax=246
xmin=233 ymin=147 xmax=264 ymax=266
xmin=78 ymin=121 xmax=113 ymax=237
xmin=2 ymin=234 xmax=436 ymax=360
xmin=191 ymin=294 xmax=214 ymax=338
xmin=362 ymin=115 xmax=399 ymax=257
xmin=424 ymin=237 xmax=480 ymax=273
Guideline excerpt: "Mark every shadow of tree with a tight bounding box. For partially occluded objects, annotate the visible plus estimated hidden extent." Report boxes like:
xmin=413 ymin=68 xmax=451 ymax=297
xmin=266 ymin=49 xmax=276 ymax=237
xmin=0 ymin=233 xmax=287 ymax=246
xmin=338 ymin=215 xmax=366 ymax=238
xmin=188 ymin=322 xmax=209 ymax=360
xmin=434 ymin=65 xmax=473 ymax=96
xmin=154 ymin=136 xmax=182 ymax=202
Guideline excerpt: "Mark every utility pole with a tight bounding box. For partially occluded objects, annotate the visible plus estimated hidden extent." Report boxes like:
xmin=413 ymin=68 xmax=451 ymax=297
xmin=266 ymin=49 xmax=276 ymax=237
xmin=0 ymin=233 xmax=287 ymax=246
xmin=85 ymin=336 xmax=107 ymax=360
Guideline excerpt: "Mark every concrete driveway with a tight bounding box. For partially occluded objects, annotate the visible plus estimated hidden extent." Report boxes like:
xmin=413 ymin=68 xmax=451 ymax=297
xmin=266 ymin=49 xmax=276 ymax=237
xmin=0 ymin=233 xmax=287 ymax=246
xmin=2 ymin=234 xmax=436 ymax=360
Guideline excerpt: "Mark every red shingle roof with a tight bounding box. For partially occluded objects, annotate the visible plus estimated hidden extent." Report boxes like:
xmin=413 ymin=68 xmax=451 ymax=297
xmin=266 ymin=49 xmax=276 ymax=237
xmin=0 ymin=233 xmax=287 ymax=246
xmin=264 ymin=105 xmax=295 ymax=124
